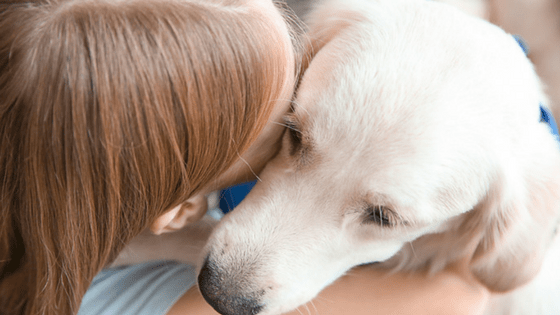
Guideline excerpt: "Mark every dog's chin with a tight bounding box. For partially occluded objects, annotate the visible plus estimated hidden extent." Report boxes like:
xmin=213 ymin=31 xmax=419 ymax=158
xmin=257 ymin=266 xmax=352 ymax=315
xmin=260 ymin=256 xmax=393 ymax=314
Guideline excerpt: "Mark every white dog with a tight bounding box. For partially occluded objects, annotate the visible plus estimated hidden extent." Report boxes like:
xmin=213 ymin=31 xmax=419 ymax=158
xmin=198 ymin=0 xmax=560 ymax=314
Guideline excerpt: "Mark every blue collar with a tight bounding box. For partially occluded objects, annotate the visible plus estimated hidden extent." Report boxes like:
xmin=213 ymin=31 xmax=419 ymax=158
xmin=514 ymin=35 xmax=559 ymax=142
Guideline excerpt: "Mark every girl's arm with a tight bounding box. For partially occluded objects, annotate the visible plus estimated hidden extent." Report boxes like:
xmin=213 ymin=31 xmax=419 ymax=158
xmin=166 ymin=265 xmax=489 ymax=315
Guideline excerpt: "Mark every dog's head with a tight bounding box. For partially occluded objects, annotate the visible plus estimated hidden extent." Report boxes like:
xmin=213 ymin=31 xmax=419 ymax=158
xmin=198 ymin=1 xmax=560 ymax=314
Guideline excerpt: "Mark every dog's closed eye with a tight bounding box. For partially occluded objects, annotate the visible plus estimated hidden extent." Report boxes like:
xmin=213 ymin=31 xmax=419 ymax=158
xmin=363 ymin=205 xmax=398 ymax=227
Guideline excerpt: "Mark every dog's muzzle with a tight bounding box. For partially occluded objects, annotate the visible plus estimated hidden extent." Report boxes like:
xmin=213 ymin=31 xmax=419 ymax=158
xmin=198 ymin=257 xmax=264 ymax=315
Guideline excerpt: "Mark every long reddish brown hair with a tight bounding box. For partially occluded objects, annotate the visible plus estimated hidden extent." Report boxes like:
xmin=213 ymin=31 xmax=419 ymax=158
xmin=0 ymin=0 xmax=297 ymax=314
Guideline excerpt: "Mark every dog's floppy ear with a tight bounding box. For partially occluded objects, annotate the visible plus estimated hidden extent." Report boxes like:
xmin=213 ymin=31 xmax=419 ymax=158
xmin=467 ymin=160 xmax=560 ymax=292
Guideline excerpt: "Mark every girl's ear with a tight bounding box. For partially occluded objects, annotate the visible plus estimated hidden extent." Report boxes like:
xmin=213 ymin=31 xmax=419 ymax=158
xmin=151 ymin=194 xmax=209 ymax=235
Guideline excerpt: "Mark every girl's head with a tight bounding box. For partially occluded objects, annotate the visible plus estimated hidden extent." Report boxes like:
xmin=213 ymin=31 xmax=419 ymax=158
xmin=0 ymin=0 xmax=299 ymax=314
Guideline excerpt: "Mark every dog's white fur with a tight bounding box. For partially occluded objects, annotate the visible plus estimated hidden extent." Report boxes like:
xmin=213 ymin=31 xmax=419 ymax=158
xmin=439 ymin=0 xmax=560 ymax=126
xmin=200 ymin=0 xmax=560 ymax=314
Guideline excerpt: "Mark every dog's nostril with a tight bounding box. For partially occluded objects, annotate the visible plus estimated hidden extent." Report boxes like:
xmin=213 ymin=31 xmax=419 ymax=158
xmin=198 ymin=258 xmax=264 ymax=315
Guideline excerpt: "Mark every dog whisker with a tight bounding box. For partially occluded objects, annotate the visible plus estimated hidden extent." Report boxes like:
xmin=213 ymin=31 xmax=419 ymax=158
xmin=342 ymin=269 xmax=360 ymax=278
xmin=270 ymin=120 xmax=301 ymax=133
xmin=309 ymin=300 xmax=319 ymax=314
xmin=290 ymin=99 xmax=309 ymax=116
xmin=407 ymin=241 xmax=418 ymax=261
xmin=236 ymin=152 xmax=262 ymax=183
xmin=311 ymin=294 xmax=334 ymax=310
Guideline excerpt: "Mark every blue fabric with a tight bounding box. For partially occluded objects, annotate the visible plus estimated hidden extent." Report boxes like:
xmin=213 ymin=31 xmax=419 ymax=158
xmin=513 ymin=34 xmax=530 ymax=55
xmin=540 ymin=105 xmax=560 ymax=143
xmin=79 ymin=261 xmax=196 ymax=315
xmin=219 ymin=180 xmax=257 ymax=213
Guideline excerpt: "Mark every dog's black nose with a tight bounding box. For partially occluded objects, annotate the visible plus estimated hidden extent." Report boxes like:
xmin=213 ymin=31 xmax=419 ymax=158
xmin=198 ymin=258 xmax=263 ymax=315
